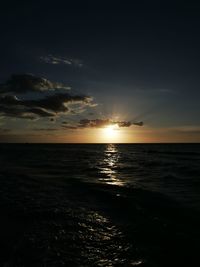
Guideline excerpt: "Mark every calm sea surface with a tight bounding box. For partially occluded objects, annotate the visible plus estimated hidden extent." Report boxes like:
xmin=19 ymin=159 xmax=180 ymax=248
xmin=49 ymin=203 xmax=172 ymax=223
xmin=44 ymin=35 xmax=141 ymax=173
xmin=0 ymin=144 xmax=200 ymax=266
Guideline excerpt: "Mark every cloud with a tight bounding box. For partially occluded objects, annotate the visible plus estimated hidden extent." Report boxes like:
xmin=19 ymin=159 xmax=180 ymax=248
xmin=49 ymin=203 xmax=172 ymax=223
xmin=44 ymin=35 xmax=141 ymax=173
xmin=133 ymin=121 xmax=143 ymax=126
xmin=62 ymin=119 xmax=144 ymax=129
xmin=117 ymin=121 xmax=132 ymax=127
xmin=0 ymin=74 xmax=70 ymax=94
xmin=0 ymin=105 xmax=41 ymax=119
xmin=40 ymin=55 xmax=83 ymax=67
xmin=80 ymin=119 xmax=143 ymax=128
xmin=32 ymin=128 xmax=58 ymax=131
xmin=0 ymin=74 xmax=95 ymax=120
xmin=79 ymin=119 xmax=110 ymax=128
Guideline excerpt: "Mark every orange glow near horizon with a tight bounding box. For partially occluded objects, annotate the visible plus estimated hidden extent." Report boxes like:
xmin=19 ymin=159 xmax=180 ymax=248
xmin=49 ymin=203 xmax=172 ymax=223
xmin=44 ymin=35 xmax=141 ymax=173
xmin=2 ymin=125 xmax=200 ymax=143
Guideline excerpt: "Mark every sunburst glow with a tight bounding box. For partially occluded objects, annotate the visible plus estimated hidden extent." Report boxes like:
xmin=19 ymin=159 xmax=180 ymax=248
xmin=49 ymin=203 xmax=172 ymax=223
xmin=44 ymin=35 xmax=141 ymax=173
xmin=102 ymin=124 xmax=119 ymax=138
xmin=103 ymin=125 xmax=117 ymax=137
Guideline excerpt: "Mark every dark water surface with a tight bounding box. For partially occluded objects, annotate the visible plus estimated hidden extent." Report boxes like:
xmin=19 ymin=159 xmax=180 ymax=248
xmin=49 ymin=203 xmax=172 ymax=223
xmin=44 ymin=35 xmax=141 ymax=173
xmin=0 ymin=144 xmax=200 ymax=266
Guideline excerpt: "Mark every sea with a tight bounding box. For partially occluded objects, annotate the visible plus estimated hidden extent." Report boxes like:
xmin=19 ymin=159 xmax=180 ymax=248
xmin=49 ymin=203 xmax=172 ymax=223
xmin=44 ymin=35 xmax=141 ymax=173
xmin=0 ymin=143 xmax=200 ymax=266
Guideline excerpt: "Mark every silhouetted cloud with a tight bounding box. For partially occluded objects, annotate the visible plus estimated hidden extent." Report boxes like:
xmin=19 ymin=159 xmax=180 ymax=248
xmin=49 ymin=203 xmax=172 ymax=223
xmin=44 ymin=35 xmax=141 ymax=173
xmin=0 ymin=74 xmax=70 ymax=94
xmin=0 ymin=74 xmax=95 ymax=120
xmin=133 ymin=121 xmax=144 ymax=126
xmin=79 ymin=119 xmax=110 ymax=128
xmin=0 ymin=105 xmax=38 ymax=119
xmin=63 ymin=119 xmax=144 ymax=129
xmin=40 ymin=55 xmax=83 ymax=67
xmin=79 ymin=119 xmax=143 ymax=128
xmin=117 ymin=121 xmax=132 ymax=127
xmin=27 ymin=108 xmax=55 ymax=117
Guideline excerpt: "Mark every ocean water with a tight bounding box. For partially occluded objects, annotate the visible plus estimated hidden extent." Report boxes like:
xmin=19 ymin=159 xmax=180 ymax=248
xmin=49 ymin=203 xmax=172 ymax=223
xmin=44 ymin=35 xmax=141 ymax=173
xmin=0 ymin=144 xmax=200 ymax=266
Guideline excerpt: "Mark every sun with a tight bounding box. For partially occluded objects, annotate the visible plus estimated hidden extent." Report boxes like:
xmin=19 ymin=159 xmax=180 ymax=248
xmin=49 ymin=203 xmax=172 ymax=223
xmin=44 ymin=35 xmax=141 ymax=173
xmin=103 ymin=124 xmax=119 ymax=138
xmin=96 ymin=123 xmax=126 ymax=143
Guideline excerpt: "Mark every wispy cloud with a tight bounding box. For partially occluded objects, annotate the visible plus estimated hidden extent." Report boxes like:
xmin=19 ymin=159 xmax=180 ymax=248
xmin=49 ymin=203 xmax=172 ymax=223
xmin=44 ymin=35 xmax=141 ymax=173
xmin=40 ymin=55 xmax=83 ymax=67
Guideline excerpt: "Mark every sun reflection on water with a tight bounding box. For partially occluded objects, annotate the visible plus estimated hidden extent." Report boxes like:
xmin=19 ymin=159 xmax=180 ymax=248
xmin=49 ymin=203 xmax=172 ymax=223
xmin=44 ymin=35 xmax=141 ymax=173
xmin=98 ymin=144 xmax=124 ymax=186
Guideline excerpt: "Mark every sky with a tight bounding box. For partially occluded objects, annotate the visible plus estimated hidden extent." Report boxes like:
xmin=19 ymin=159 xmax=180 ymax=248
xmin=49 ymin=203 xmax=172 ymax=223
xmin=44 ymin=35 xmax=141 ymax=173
xmin=0 ymin=1 xmax=200 ymax=143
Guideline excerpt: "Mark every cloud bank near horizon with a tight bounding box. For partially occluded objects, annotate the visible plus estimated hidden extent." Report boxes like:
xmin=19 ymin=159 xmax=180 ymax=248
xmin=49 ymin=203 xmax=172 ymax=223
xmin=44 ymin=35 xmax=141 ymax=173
xmin=62 ymin=119 xmax=144 ymax=130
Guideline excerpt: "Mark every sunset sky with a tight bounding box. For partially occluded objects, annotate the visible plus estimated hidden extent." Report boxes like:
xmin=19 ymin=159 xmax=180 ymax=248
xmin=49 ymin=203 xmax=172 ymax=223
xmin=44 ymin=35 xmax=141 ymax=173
xmin=0 ymin=1 xmax=200 ymax=143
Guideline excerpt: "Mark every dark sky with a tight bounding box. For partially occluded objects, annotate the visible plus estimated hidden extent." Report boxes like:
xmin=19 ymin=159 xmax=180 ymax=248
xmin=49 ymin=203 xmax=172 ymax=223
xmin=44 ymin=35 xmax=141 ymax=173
xmin=0 ymin=1 xmax=200 ymax=141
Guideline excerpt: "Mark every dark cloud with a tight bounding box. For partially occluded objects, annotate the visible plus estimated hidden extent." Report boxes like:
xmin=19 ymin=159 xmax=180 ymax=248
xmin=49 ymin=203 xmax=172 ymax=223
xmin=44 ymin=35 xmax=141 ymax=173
xmin=27 ymin=108 xmax=54 ymax=118
xmin=66 ymin=119 xmax=144 ymax=129
xmin=79 ymin=119 xmax=110 ymax=128
xmin=133 ymin=121 xmax=144 ymax=126
xmin=20 ymin=93 xmax=91 ymax=113
xmin=0 ymin=74 xmax=69 ymax=94
xmin=0 ymin=105 xmax=36 ymax=119
xmin=117 ymin=121 xmax=132 ymax=127
xmin=0 ymin=74 xmax=95 ymax=120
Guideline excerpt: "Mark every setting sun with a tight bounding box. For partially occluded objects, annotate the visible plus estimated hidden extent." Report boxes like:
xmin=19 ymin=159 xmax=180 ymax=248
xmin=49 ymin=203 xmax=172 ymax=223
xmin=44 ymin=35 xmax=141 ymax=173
xmin=97 ymin=124 xmax=122 ymax=143
xmin=103 ymin=124 xmax=118 ymax=137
